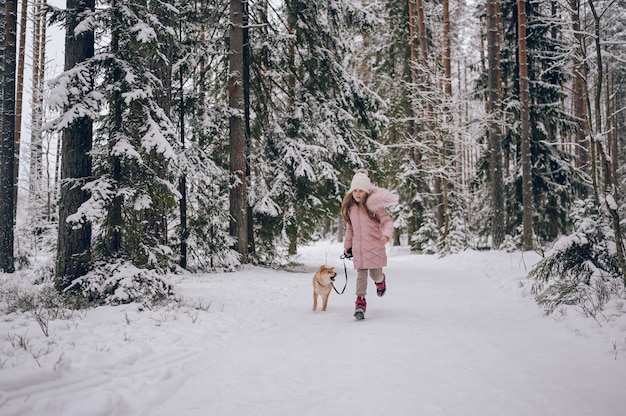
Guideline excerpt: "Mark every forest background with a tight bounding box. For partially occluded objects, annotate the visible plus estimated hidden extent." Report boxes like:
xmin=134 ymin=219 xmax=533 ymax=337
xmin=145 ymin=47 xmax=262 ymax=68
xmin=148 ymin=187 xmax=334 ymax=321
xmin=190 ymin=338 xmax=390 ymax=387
xmin=0 ymin=0 xmax=625 ymax=317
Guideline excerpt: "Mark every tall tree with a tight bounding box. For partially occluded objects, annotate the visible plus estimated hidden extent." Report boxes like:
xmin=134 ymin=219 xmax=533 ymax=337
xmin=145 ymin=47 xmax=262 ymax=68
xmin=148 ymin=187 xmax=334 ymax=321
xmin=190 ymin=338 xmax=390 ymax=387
xmin=441 ymin=0 xmax=452 ymax=243
xmin=1 ymin=1 xmax=5 ymax=96
xmin=486 ymin=0 xmax=505 ymax=248
xmin=497 ymin=0 xmax=581 ymax=244
xmin=167 ymin=1 xmax=237 ymax=271
xmin=55 ymin=0 xmax=94 ymax=290
xmin=244 ymin=0 xmax=383 ymax=261
xmin=14 ymin=0 xmax=28 ymax=209
xmin=587 ymin=0 xmax=626 ymax=278
xmin=0 ymin=0 xmax=17 ymax=272
xmin=93 ymin=0 xmax=178 ymax=272
xmin=517 ymin=0 xmax=533 ymax=250
xmin=29 ymin=0 xmax=46 ymax=199
xmin=229 ymin=0 xmax=248 ymax=263
xmin=570 ymin=0 xmax=587 ymax=170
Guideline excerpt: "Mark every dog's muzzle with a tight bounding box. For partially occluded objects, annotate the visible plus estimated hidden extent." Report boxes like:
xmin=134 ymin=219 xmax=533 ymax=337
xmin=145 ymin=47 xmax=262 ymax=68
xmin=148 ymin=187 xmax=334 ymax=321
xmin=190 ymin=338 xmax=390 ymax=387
xmin=331 ymin=273 xmax=336 ymax=282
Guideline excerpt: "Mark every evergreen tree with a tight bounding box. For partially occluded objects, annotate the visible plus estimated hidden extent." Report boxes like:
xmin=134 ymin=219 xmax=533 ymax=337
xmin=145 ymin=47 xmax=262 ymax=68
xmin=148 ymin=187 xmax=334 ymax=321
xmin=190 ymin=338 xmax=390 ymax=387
xmin=244 ymin=0 xmax=385 ymax=262
xmin=49 ymin=0 xmax=178 ymax=303
xmin=509 ymin=0 xmax=584 ymax=244
xmin=168 ymin=0 xmax=239 ymax=271
xmin=473 ymin=0 xmax=585 ymax=247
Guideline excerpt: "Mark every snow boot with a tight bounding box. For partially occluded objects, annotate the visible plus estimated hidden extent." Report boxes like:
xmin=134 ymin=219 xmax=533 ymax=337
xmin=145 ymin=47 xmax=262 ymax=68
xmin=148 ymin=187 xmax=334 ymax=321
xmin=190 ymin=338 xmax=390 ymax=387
xmin=354 ymin=296 xmax=366 ymax=320
xmin=375 ymin=275 xmax=386 ymax=297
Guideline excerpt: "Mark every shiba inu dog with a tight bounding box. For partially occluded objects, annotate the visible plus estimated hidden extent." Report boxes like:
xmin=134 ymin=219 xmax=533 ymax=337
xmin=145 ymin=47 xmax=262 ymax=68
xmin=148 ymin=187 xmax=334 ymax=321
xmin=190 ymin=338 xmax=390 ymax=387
xmin=312 ymin=265 xmax=337 ymax=312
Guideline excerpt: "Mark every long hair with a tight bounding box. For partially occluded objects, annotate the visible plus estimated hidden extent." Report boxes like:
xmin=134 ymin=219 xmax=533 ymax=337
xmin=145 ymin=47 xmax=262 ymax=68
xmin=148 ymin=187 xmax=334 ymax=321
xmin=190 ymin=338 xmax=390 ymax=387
xmin=340 ymin=192 xmax=376 ymax=226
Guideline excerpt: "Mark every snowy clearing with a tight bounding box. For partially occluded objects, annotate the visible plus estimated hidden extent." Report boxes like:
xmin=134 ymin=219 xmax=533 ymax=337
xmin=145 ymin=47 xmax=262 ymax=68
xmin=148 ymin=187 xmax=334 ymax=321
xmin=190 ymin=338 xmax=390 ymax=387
xmin=1 ymin=242 xmax=625 ymax=416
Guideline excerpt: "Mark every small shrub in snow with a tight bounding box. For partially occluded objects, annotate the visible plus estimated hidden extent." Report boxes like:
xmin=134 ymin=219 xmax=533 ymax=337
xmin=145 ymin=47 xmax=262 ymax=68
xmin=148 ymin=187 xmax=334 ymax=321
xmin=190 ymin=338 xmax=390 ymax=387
xmin=411 ymin=214 xmax=439 ymax=254
xmin=500 ymin=233 xmax=521 ymax=252
xmin=67 ymin=260 xmax=176 ymax=305
xmin=0 ymin=277 xmax=64 ymax=314
xmin=529 ymin=198 xmax=624 ymax=316
xmin=438 ymin=216 xmax=469 ymax=255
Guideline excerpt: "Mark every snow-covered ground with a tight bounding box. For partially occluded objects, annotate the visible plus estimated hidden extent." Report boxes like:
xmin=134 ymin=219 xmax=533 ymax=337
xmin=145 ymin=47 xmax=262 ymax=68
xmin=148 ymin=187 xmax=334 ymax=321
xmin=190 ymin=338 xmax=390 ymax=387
xmin=1 ymin=241 xmax=625 ymax=416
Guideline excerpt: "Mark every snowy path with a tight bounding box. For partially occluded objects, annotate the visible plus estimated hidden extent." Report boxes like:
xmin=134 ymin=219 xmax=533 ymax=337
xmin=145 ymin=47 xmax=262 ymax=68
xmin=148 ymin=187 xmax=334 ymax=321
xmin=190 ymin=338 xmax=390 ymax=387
xmin=140 ymin=249 xmax=624 ymax=416
xmin=1 ymin=244 xmax=625 ymax=415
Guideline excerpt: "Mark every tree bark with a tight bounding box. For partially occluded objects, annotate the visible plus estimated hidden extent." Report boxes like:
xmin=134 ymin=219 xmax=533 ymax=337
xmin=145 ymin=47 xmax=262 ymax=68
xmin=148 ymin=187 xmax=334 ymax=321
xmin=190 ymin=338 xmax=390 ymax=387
xmin=486 ymin=0 xmax=505 ymax=249
xmin=441 ymin=0 xmax=452 ymax=240
xmin=517 ymin=0 xmax=533 ymax=250
xmin=0 ymin=0 xmax=17 ymax=272
xmin=571 ymin=0 xmax=587 ymax=170
xmin=587 ymin=0 xmax=626 ymax=282
xmin=1 ymin=1 xmax=5 ymax=96
xmin=30 ymin=0 xmax=45 ymax=198
xmin=149 ymin=0 xmax=173 ymax=247
xmin=177 ymin=18 xmax=187 ymax=269
xmin=407 ymin=0 xmax=423 ymax=193
xmin=13 ymin=0 xmax=28 ymax=211
xmin=55 ymin=0 xmax=94 ymax=290
xmin=229 ymin=0 xmax=248 ymax=263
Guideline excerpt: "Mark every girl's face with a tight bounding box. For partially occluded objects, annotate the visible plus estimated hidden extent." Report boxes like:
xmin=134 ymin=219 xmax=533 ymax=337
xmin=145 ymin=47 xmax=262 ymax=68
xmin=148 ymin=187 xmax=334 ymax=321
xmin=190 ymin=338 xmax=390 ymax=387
xmin=352 ymin=189 xmax=367 ymax=203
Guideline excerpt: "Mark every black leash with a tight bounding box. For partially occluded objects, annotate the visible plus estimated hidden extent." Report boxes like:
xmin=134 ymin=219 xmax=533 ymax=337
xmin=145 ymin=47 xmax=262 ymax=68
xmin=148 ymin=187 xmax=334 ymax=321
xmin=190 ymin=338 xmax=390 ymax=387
xmin=332 ymin=253 xmax=351 ymax=295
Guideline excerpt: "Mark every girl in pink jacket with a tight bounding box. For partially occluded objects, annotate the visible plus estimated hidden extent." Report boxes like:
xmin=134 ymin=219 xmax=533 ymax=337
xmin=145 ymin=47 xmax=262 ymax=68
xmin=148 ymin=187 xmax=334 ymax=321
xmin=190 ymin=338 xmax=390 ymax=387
xmin=341 ymin=169 xmax=398 ymax=320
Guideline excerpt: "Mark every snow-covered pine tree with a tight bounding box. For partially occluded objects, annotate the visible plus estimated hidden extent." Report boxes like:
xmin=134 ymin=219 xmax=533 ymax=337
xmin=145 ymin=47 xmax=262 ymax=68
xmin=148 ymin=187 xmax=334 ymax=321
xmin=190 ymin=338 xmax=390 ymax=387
xmin=166 ymin=0 xmax=239 ymax=271
xmin=359 ymin=0 xmax=476 ymax=254
xmin=244 ymin=0 xmax=385 ymax=262
xmin=511 ymin=0 xmax=584 ymax=244
xmin=93 ymin=0 xmax=179 ymax=302
xmin=529 ymin=198 xmax=623 ymax=315
xmin=49 ymin=0 xmax=178 ymax=303
xmin=473 ymin=0 xmax=585 ymax=247
xmin=357 ymin=0 xmax=427 ymax=248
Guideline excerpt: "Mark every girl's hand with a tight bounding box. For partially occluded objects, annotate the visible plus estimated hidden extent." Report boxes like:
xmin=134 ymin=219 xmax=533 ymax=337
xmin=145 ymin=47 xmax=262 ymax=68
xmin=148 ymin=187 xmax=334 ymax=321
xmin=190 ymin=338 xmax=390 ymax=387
xmin=380 ymin=236 xmax=389 ymax=244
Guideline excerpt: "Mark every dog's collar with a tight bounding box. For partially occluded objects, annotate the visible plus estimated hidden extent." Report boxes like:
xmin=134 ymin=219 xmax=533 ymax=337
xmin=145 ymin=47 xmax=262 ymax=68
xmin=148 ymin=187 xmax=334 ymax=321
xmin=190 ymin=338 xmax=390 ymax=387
xmin=316 ymin=279 xmax=330 ymax=287
xmin=316 ymin=273 xmax=336 ymax=287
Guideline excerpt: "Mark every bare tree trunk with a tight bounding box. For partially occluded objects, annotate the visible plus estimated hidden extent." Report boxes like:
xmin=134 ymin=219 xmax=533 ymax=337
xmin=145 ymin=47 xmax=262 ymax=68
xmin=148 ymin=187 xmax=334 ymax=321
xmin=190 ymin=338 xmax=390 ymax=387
xmin=106 ymin=0 xmax=122 ymax=255
xmin=229 ymin=0 xmax=248 ymax=263
xmin=408 ymin=0 xmax=418 ymax=85
xmin=13 ymin=0 xmax=28 ymax=212
xmin=1 ymin=0 xmax=17 ymax=272
xmin=606 ymin=70 xmax=617 ymax=179
xmin=177 ymin=17 xmax=187 ymax=269
xmin=285 ymin=5 xmax=298 ymax=256
xmin=587 ymin=0 xmax=626 ymax=281
xmin=55 ymin=0 xmax=94 ymax=290
xmin=0 ymin=0 xmax=7 ymax=101
xmin=441 ymin=0 xmax=451 ymax=240
xmin=243 ymin=0 xmax=255 ymax=259
xmin=517 ymin=0 xmax=533 ymax=250
xmin=571 ymin=0 xmax=587 ymax=170
xmin=407 ymin=0 xmax=423 ymax=192
xmin=486 ymin=0 xmax=505 ymax=249
xmin=30 ymin=0 xmax=44 ymax=199
xmin=149 ymin=0 xmax=172 ymax=247
xmin=415 ymin=0 xmax=443 ymax=231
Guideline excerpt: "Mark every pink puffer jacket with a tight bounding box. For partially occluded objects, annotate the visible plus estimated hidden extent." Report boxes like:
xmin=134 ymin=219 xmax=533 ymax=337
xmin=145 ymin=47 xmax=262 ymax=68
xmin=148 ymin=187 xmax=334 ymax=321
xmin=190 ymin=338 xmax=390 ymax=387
xmin=344 ymin=187 xmax=397 ymax=270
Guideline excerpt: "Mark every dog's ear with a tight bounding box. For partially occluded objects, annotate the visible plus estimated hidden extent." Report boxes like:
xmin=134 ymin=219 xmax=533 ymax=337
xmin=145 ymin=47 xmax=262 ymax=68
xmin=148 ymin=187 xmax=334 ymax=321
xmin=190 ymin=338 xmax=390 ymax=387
xmin=318 ymin=265 xmax=326 ymax=272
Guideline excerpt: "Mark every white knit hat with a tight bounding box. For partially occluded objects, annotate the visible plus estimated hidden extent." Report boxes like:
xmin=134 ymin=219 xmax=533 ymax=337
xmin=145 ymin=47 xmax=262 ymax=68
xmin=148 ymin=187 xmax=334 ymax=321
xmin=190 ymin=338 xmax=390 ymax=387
xmin=348 ymin=168 xmax=373 ymax=193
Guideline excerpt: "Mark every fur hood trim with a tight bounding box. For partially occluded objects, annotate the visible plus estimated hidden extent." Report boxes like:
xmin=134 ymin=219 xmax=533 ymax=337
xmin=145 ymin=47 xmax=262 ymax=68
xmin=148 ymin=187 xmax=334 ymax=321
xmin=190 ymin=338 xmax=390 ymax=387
xmin=365 ymin=186 xmax=399 ymax=212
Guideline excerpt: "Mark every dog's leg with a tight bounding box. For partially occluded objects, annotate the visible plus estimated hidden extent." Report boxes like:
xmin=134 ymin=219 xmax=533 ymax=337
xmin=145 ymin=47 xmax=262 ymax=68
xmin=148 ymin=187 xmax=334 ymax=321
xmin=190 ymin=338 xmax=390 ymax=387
xmin=313 ymin=292 xmax=318 ymax=311
xmin=322 ymin=292 xmax=329 ymax=311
